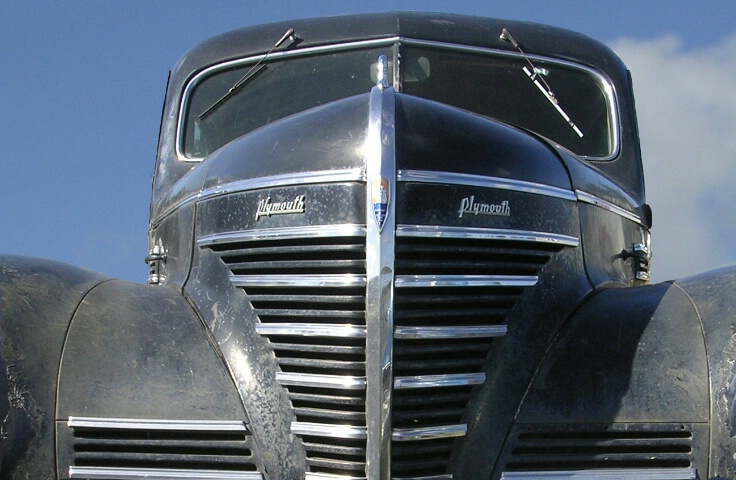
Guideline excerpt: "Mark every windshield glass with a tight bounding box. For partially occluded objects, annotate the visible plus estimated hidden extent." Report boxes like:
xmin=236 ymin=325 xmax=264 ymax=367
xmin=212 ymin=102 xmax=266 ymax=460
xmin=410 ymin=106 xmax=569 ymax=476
xmin=180 ymin=43 xmax=615 ymax=160
xmin=400 ymin=45 xmax=615 ymax=158
xmin=182 ymin=46 xmax=391 ymax=158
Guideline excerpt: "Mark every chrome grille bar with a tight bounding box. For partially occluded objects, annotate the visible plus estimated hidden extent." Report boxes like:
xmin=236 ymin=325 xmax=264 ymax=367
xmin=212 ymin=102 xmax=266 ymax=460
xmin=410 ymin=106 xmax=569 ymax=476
xmin=394 ymin=373 xmax=486 ymax=389
xmin=500 ymin=468 xmax=697 ymax=480
xmin=394 ymin=325 xmax=507 ymax=339
xmin=68 ymin=467 xmax=263 ymax=479
xmin=231 ymin=274 xmax=366 ymax=288
xmin=395 ymin=275 xmax=538 ymax=288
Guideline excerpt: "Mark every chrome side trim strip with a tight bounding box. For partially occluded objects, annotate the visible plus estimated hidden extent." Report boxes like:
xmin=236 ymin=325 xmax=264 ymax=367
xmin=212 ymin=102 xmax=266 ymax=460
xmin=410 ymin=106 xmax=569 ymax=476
xmin=67 ymin=417 xmax=246 ymax=432
xmin=198 ymin=168 xmax=366 ymax=202
xmin=394 ymin=373 xmax=486 ymax=389
xmin=398 ymin=170 xmax=577 ymax=202
xmin=397 ymin=225 xmax=579 ymax=247
xmin=291 ymin=421 xmax=368 ymax=440
xmin=69 ymin=466 xmax=262 ymax=479
xmin=576 ymin=190 xmax=643 ymax=225
xmin=391 ymin=424 xmax=467 ymax=441
xmin=155 ymin=170 xmax=365 ymax=225
xmin=363 ymin=81 xmax=397 ymax=480
xmin=276 ymin=372 xmax=366 ymax=390
xmin=394 ymin=325 xmax=507 ymax=339
xmin=256 ymin=323 xmax=366 ymax=338
xmin=230 ymin=274 xmax=367 ymax=288
xmin=198 ymin=224 xmax=366 ymax=247
xmin=500 ymin=468 xmax=697 ymax=479
xmin=395 ymin=275 xmax=538 ymax=288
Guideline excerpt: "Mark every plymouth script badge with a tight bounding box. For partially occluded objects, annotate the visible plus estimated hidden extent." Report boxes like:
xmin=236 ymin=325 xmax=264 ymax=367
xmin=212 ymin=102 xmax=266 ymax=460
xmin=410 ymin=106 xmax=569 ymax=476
xmin=371 ymin=177 xmax=390 ymax=232
xmin=256 ymin=194 xmax=306 ymax=220
xmin=458 ymin=196 xmax=511 ymax=218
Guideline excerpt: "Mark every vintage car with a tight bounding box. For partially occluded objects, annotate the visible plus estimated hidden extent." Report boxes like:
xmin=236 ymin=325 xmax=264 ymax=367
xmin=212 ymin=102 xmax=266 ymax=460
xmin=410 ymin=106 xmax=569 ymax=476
xmin=1 ymin=11 xmax=735 ymax=480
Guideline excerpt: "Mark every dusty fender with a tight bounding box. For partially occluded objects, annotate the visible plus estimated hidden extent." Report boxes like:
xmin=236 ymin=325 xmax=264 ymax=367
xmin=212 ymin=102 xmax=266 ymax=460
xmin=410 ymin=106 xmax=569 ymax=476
xmin=0 ymin=255 xmax=108 ymax=477
xmin=505 ymin=265 xmax=736 ymax=478
xmin=0 ymin=255 xmax=263 ymax=479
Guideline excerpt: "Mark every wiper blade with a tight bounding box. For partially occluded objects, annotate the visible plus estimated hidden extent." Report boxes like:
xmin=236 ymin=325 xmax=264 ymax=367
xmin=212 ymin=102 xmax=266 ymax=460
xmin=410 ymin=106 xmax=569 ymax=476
xmin=199 ymin=28 xmax=298 ymax=120
xmin=500 ymin=28 xmax=583 ymax=138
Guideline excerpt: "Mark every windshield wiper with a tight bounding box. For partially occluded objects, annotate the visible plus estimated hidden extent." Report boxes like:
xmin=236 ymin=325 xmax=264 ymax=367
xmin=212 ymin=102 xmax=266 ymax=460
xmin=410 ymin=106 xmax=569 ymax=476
xmin=199 ymin=28 xmax=298 ymax=120
xmin=500 ymin=28 xmax=584 ymax=138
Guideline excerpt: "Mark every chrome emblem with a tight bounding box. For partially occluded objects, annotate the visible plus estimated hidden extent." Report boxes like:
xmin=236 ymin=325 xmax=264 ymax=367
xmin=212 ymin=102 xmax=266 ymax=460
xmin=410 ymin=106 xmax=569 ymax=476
xmin=371 ymin=177 xmax=390 ymax=232
xmin=256 ymin=194 xmax=306 ymax=220
xmin=458 ymin=196 xmax=510 ymax=218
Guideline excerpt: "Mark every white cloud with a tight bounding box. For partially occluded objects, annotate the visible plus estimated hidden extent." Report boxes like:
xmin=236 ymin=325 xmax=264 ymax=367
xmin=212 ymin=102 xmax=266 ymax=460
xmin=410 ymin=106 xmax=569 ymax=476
xmin=612 ymin=34 xmax=736 ymax=282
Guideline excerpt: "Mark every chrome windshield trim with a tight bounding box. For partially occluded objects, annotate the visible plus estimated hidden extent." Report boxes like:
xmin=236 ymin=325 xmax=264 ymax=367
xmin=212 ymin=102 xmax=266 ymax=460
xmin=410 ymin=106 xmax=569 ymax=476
xmin=397 ymin=225 xmax=579 ymax=247
xmin=198 ymin=224 xmax=366 ymax=247
xmin=276 ymin=372 xmax=366 ymax=390
xmin=177 ymin=37 xmax=618 ymax=162
xmin=395 ymin=275 xmax=538 ymax=288
xmin=394 ymin=325 xmax=507 ymax=339
xmin=256 ymin=323 xmax=366 ymax=338
xmin=67 ymin=417 xmax=246 ymax=432
xmin=230 ymin=274 xmax=366 ymax=288
xmin=394 ymin=373 xmax=486 ymax=389
xmin=391 ymin=424 xmax=467 ymax=441
xmin=292 ymin=421 xmax=368 ymax=440
xmin=69 ymin=466 xmax=262 ymax=479
xmin=576 ymin=189 xmax=644 ymax=225
xmin=363 ymin=83 xmax=397 ymax=480
xmin=398 ymin=170 xmax=577 ymax=202
xmin=500 ymin=468 xmax=697 ymax=479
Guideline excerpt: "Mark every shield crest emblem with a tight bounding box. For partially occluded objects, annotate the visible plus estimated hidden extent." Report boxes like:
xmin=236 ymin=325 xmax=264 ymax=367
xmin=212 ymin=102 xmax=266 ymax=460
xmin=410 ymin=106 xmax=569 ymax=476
xmin=371 ymin=177 xmax=390 ymax=232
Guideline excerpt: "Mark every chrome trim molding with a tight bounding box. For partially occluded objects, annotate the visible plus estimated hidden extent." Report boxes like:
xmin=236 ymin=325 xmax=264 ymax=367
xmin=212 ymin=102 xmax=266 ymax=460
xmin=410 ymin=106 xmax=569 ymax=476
xmin=576 ymin=190 xmax=643 ymax=225
xmin=291 ymin=421 xmax=368 ymax=439
xmin=397 ymin=225 xmax=579 ymax=247
xmin=154 ymin=169 xmax=365 ymax=226
xmin=198 ymin=224 xmax=366 ymax=247
xmin=398 ymin=170 xmax=577 ymax=202
xmin=395 ymin=275 xmax=538 ymax=288
xmin=67 ymin=417 xmax=247 ymax=432
xmin=363 ymin=83 xmax=397 ymax=480
xmin=391 ymin=424 xmax=468 ymax=441
xmin=68 ymin=466 xmax=262 ymax=480
xmin=256 ymin=323 xmax=366 ymax=338
xmin=305 ymin=473 xmax=368 ymax=480
xmin=394 ymin=373 xmax=486 ymax=389
xmin=500 ymin=468 xmax=697 ymax=480
xmin=230 ymin=274 xmax=367 ymax=288
xmin=276 ymin=372 xmax=366 ymax=390
xmin=394 ymin=325 xmax=507 ymax=339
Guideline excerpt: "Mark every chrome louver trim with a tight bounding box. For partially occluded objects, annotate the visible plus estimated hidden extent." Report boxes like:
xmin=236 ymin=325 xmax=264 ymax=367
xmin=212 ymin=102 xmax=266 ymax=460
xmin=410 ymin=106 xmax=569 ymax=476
xmin=392 ymin=424 xmax=468 ymax=441
xmin=197 ymin=224 xmax=366 ymax=247
xmin=69 ymin=467 xmax=262 ymax=480
xmin=500 ymin=468 xmax=697 ymax=479
xmin=398 ymin=170 xmax=577 ymax=202
xmin=67 ymin=417 xmax=248 ymax=431
xmin=395 ymin=275 xmax=538 ymax=288
xmin=397 ymin=225 xmax=579 ymax=247
xmin=230 ymin=274 xmax=367 ymax=288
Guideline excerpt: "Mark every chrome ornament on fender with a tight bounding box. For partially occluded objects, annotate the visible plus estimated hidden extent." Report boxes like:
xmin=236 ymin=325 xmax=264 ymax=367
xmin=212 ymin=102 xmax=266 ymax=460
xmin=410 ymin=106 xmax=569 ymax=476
xmin=255 ymin=194 xmax=306 ymax=220
xmin=458 ymin=195 xmax=511 ymax=218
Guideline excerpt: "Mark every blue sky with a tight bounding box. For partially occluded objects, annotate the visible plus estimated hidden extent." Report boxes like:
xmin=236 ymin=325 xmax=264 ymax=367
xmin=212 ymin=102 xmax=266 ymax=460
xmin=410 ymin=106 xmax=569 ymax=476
xmin=1 ymin=1 xmax=735 ymax=283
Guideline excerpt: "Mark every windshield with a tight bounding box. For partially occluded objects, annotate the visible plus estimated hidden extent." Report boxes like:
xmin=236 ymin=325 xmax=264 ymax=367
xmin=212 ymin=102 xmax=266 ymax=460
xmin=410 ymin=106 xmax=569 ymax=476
xmin=182 ymin=47 xmax=391 ymax=158
xmin=179 ymin=42 xmax=615 ymax=160
xmin=400 ymin=45 xmax=615 ymax=158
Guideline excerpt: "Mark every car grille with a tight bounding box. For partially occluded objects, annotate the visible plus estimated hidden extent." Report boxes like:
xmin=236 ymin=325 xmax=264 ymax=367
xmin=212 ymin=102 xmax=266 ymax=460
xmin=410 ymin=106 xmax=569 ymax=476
xmin=500 ymin=424 xmax=696 ymax=479
xmin=65 ymin=417 xmax=262 ymax=479
xmin=202 ymin=223 xmax=572 ymax=479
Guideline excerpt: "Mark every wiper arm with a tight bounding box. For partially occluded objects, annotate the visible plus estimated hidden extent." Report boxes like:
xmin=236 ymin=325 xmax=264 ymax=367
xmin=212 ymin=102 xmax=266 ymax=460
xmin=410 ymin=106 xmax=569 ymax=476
xmin=199 ymin=28 xmax=298 ymax=120
xmin=500 ymin=28 xmax=583 ymax=138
